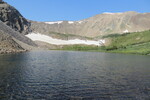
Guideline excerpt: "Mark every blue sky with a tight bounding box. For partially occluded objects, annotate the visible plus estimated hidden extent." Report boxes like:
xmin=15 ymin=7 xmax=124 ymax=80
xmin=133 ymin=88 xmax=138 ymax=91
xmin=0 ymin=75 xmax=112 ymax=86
xmin=4 ymin=0 xmax=150 ymax=21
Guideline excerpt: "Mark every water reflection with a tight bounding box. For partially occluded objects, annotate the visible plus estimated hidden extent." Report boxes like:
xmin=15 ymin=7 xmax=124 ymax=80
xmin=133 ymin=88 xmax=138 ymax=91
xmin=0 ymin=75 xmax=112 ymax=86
xmin=0 ymin=51 xmax=150 ymax=99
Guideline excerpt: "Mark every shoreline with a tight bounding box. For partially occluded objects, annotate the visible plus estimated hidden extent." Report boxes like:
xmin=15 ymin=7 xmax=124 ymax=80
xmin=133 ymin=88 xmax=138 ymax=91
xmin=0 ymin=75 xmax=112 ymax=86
xmin=0 ymin=49 xmax=27 ymax=55
xmin=0 ymin=46 xmax=149 ymax=56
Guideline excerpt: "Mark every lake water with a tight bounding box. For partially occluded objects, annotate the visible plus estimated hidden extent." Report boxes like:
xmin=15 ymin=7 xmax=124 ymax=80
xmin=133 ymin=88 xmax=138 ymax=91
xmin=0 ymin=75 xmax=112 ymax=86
xmin=0 ymin=51 xmax=150 ymax=100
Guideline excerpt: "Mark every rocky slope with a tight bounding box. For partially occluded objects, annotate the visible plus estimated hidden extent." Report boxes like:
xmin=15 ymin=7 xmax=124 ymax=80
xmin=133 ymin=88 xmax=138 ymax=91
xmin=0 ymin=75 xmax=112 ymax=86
xmin=0 ymin=22 xmax=25 ymax=54
xmin=30 ymin=11 xmax=150 ymax=37
xmin=0 ymin=1 xmax=37 ymax=54
xmin=0 ymin=20 xmax=37 ymax=54
xmin=0 ymin=30 xmax=25 ymax=54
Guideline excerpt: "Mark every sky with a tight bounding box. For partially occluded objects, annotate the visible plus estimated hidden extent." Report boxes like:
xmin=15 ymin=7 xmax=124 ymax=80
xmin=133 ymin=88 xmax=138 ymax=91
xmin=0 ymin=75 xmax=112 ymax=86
xmin=4 ymin=0 xmax=150 ymax=22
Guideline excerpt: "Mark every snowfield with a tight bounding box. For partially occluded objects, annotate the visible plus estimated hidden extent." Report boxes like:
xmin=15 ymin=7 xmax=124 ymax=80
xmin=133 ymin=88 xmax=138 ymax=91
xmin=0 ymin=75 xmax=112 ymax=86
xmin=45 ymin=21 xmax=63 ymax=24
xmin=123 ymin=29 xmax=129 ymax=33
xmin=26 ymin=33 xmax=105 ymax=46
xmin=45 ymin=20 xmax=85 ymax=25
xmin=68 ymin=21 xmax=74 ymax=24
xmin=103 ymin=12 xmax=122 ymax=15
xmin=77 ymin=21 xmax=83 ymax=24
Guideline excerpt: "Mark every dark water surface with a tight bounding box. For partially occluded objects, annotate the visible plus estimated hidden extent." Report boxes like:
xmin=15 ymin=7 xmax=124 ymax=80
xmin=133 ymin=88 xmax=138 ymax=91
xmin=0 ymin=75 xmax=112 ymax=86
xmin=0 ymin=51 xmax=150 ymax=100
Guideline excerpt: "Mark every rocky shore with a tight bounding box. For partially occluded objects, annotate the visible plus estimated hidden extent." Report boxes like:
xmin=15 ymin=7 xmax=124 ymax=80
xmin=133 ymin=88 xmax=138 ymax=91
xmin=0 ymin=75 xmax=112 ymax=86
xmin=0 ymin=49 xmax=27 ymax=54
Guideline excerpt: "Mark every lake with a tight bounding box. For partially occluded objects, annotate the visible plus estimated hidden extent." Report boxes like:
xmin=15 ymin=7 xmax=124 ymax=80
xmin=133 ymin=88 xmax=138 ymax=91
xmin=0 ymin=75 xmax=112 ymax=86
xmin=0 ymin=51 xmax=150 ymax=100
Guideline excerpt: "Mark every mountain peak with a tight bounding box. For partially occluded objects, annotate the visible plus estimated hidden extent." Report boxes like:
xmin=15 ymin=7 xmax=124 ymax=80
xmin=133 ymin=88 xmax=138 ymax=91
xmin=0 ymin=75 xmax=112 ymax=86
xmin=102 ymin=11 xmax=138 ymax=15
xmin=123 ymin=11 xmax=138 ymax=14
xmin=0 ymin=1 xmax=31 ymax=34
xmin=30 ymin=11 xmax=150 ymax=37
xmin=102 ymin=12 xmax=122 ymax=15
xmin=0 ymin=0 xmax=4 ymax=3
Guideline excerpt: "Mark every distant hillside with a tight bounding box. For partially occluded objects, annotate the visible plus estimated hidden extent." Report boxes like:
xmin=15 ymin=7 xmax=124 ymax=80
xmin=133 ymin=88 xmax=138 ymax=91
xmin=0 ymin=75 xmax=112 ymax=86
xmin=30 ymin=11 xmax=150 ymax=37
xmin=59 ymin=30 xmax=150 ymax=55
xmin=102 ymin=30 xmax=150 ymax=55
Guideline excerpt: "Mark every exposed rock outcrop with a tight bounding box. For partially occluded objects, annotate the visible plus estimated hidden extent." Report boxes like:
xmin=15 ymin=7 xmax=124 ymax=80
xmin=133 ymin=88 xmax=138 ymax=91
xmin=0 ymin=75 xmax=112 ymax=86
xmin=0 ymin=20 xmax=36 ymax=54
xmin=0 ymin=26 xmax=25 ymax=54
xmin=0 ymin=1 xmax=31 ymax=34
xmin=0 ymin=1 xmax=37 ymax=54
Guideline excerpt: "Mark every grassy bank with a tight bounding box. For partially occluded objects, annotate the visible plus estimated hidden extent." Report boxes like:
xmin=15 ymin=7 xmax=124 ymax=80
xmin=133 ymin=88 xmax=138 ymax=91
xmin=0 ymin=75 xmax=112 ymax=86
xmin=102 ymin=30 xmax=150 ymax=55
xmin=61 ymin=45 xmax=102 ymax=51
xmin=106 ymin=42 xmax=150 ymax=55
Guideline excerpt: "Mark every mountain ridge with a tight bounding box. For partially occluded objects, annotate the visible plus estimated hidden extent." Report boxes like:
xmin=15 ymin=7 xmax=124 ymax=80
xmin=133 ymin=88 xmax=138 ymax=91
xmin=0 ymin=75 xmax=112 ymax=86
xmin=0 ymin=1 xmax=31 ymax=34
xmin=30 ymin=11 xmax=150 ymax=37
xmin=0 ymin=1 xmax=37 ymax=54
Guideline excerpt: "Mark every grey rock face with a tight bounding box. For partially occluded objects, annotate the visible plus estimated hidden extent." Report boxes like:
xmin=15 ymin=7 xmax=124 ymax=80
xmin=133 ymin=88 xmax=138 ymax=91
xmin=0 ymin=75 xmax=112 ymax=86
xmin=0 ymin=1 xmax=37 ymax=54
xmin=0 ymin=0 xmax=4 ymax=3
xmin=0 ymin=2 xmax=31 ymax=34
xmin=0 ymin=25 xmax=25 ymax=54
xmin=0 ymin=20 xmax=36 ymax=54
xmin=0 ymin=21 xmax=36 ymax=46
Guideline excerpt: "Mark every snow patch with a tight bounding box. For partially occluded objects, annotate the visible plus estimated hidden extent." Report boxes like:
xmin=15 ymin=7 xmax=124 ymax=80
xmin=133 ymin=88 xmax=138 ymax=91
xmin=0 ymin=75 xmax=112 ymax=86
xmin=103 ymin=12 xmax=122 ymax=15
xmin=123 ymin=29 xmax=129 ymax=33
xmin=99 ymin=40 xmax=105 ymax=44
xmin=68 ymin=21 xmax=74 ymax=24
xmin=103 ymin=12 xmax=115 ymax=15
xmin=45 ymin=21 xmax=63 ymax=25
xmin=26 ymin=33 xmax=104 ymax=46
xmin=78 ymin=21 xmax=83 ymax=24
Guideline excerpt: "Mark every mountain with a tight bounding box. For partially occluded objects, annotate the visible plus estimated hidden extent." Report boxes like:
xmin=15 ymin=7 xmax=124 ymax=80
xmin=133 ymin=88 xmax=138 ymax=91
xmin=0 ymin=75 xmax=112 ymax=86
xmin=0 ymin=1 xmax=36 ymax=54
xmin=0 ymin=1 xmax=31 ymax=34
xmin=0 ymin=1 xmax=150 ymax=54
xmin=0 ymin=26 xmax=24 ymax=53
xmin=30 ymin=11 xmax=150 ymax=37
xmin=0 ymin=20 xmax=37 ymax=54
